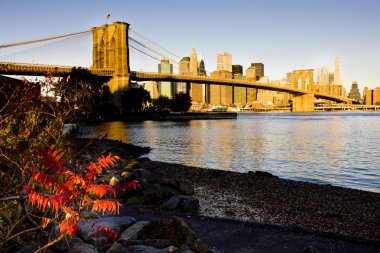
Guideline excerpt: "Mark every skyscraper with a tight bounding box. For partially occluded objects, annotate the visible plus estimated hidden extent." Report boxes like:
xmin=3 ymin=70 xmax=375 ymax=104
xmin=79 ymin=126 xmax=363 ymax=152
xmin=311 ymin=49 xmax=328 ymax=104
xmin=246 ymin=66 xmax=257 ymax=102
xmin=217 ymin=52 xmax=232 ymax=72
xmin=251 ymin=63 xmax=264 ymax=80
xmin=178 ymin=57 xmax=191 ymax=94
xmin=190 ymin=48 xmax=198 ymax=75
xmin=189 ymin=48 xmax=203 ymax=103
xmin=179 ymin=57 xmax=190 ymax=74
xmin=232 ymin=65 xmax=246 ymax=105
xmin=158 ymin=59 xmax=174 ymax=98
xmin=334 ymin=57 xmax=341 ymax=85
xmin=348 ymin=81 xmax=362 ymax=103
xmin=198 ymin=59 xmax=206 ymax=76
xmin=316 ymin=65 xmax=329 ymax=84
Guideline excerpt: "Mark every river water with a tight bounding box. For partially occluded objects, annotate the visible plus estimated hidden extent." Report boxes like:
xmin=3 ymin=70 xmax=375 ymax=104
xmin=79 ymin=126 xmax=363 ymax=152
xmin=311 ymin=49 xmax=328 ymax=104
xmin=82 ymin=112 xmax=380 ymax=193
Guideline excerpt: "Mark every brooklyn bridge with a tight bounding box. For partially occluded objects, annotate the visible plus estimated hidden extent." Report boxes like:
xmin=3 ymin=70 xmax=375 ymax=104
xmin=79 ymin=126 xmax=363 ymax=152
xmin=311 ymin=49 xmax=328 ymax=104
xmin=0 ymin=21 xmax=347 ymax=112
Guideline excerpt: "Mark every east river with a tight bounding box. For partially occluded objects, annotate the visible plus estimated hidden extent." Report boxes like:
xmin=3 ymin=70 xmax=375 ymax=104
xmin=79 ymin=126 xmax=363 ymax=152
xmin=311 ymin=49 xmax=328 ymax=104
xmin=82 ymin=112 xmax=380 ymax=193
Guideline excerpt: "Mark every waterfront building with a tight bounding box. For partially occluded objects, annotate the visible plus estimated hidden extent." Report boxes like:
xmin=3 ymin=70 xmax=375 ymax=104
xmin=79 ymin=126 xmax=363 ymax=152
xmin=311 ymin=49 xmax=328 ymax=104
xmin=178 ymin=57 xmax=191 ymax=94
xmin=348 ymin=81 xmax=362 ymax=103
xmin=364 ymin=87 xmax=380 ymax=105
xmin=158 ymin=59 xmax=174 ymax=98
xmin=209 ymin=70 xmax=233 ymax=105
xmin=217 ymin=52 xmax=232 ymax=72
xmin=179 ymin=57 xmax=190 ymax=74
xmin=245 ymin=66 xmax=257 ymax=102
xmin=190 ymin=48 xmax=203 ymax=103
xmin=142 ymin=81 xmax=159 ymax=99
xmin=232 ymin=65 xmax=246 ymax=105
xmin=251 ymin=63 xmax=264 ymax=80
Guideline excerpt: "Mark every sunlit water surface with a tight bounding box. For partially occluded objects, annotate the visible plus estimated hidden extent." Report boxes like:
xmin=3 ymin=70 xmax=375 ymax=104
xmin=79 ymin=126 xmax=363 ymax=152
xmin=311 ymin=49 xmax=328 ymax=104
xmin=82 ymin=112 xmax=380 ymax=193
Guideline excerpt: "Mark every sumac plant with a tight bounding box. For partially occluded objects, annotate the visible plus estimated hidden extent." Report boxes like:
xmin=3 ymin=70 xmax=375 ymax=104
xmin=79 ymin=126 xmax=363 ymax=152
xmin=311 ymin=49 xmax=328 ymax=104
xmin=24 ymin=148 xmax=136 ymax=252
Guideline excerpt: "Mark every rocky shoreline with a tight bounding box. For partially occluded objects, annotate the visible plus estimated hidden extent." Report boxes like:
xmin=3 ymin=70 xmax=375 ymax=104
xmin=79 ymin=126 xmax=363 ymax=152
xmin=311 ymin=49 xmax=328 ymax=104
xmin=14 ymin=138 xmax=380 ymax=253
xmin=144 ymin=160 xmax=380 ymax=241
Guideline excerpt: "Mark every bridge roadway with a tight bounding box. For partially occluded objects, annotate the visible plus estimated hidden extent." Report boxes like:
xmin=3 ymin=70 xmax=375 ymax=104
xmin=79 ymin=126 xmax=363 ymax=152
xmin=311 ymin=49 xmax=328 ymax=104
xmin=0 ymin=62 xmax=347 ymax=103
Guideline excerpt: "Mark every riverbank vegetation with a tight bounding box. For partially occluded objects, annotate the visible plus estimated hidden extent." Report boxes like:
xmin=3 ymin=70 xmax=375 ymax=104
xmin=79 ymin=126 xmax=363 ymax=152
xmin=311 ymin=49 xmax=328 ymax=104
xmin=0 ymin=70 xmax=136 ymax=251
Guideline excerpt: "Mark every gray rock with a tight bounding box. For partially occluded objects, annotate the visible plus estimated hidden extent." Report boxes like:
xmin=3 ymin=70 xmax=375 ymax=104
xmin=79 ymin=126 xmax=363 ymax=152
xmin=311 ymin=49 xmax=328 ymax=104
xmin=178 ymin=197 xmax=199 ymax=214
xmin=70 ymin=242 xmax=99 ymax=253
xmin=303 ymin=246 xmax=321 ymax=253
xmin=77 ymin=216 xmax=136 ymax=249
xmin=138 ymin=157 xmax=151 ymax=162
xmin=143 ymin=183 xmax=177 ymax=203
xmin=180 ymin=244 xmax=197 ymax=253
xmin=164 ymin=196 xmax=180 ymax=210
xmin=54 ymin=235 xmax=84 ymax=252
xmin=177 ymin=182 xmax=194 ymax=195
xmin=253 ymin=170 xmax=279 ymax=178
xmin=127 ymin=245 xmax=179 ymax=253
xmin=119 ymin=221 xmax=150 ymax=245
xmin=127 ymin=239 xmax=171 ymax=249
xmin=106 ymin=242 xmax=131 ymax=253
xmin=140 ymin=169 xmax=153 ymax=179
xmin=15 ymin=245 xmax=54 ymax=253
xmin=138 ymin=218 xmax=208 ymax=253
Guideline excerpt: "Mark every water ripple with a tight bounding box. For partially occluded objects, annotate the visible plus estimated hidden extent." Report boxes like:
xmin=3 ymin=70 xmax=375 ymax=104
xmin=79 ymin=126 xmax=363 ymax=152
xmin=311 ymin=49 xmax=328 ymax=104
xmin=82 ymin=112 xmax=380 ymax=192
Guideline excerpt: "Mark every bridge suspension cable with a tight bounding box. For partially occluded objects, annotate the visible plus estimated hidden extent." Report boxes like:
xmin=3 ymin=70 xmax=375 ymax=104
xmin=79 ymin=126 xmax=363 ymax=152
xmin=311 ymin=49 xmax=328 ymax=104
xmin=129 ymin=36 xmax=178 ymax=64
xmin=129 ymin=28 xmax=180 ymax=60
xmin=0 ymin=30 xmax=91 ymax=49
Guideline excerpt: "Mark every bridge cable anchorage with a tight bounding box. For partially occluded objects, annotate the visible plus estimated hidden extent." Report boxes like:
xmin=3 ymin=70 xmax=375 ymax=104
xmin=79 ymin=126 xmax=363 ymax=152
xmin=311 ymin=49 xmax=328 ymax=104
xmin=0 ymin=30 xmax=91 ymax=49
xmin=129 ymin=36 xmax=179 ymax=64
xmin=129 ymin=28 xmax=181 ymax=60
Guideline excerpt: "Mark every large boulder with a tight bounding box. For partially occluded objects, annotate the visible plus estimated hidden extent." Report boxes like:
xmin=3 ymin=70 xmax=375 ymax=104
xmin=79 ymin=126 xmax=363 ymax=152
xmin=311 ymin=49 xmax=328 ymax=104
xmin=106 ymin=242 xmax=131 ymax=253
xmin=127 ymin=245 xmax=179 ymax=253
xmin=176 ymin=182 xmax=194 ymax=195
xmin=77 ymin=216 xmax=136 ymax=250
xmin=178 ymin=197 xmax=199 ymax=214
xmin=164 ymin=196 xmax=180 ymax=210
xmin=138 ymin=218 xmax=208 ymax=253
xmin=15 ymin=245 xmax=54 ymax=253
xmin=119 ymin=221 xmax=150 ymax=245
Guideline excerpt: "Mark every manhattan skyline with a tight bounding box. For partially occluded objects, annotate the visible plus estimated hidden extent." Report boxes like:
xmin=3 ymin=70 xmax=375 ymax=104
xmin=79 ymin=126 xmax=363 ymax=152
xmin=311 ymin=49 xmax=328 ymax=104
xmin=1 ymin=0 xmax=379 ymax=90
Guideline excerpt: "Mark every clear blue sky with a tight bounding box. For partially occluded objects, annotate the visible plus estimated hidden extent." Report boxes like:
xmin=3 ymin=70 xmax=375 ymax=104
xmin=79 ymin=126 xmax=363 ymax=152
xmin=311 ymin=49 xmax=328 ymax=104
xmin=1 ymin=0 xmax=380 ymax=90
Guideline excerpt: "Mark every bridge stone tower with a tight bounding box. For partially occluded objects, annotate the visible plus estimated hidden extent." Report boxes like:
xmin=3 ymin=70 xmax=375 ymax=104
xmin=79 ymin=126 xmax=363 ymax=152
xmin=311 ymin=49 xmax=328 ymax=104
xmin=92 ymin=21 xmax=130 ymax=106
xmin=291 ymin=69 xmax=315 ymax=112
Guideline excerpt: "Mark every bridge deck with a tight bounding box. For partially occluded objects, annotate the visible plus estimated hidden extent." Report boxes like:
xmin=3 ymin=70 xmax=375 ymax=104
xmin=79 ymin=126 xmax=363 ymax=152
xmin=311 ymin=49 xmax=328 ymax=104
xmin=0 ymin=62 xmax=347 ymax=103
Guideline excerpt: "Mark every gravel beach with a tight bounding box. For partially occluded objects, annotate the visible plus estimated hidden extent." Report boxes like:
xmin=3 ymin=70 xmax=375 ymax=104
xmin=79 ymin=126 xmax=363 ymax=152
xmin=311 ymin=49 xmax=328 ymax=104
xmin=142 ymin=160 xmax=380 ymax=241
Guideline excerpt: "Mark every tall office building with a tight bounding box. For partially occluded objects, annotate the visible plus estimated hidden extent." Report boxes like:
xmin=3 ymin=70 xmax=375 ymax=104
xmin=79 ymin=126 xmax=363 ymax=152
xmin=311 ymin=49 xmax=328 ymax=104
xmin=179 ymin=57 xmax=190 ymax=74
xmin=251 ymin=63 xmax=264 ymax=80
xmin=209 ymin=70 xmax=233 ymax=105
xmin=199 ymin=59 xmax=206 ymax=76
xmin=217 ymin=52 xmax=232 ymax=72
xmin=189 ymin=48 xmax=203 ymax=102
xmin=232 ymin=65 xmax=246 ymax=105
xmin=190 ymin=49 xmax=198 ymax=75
xmin=316 ymin=65 xmax=329 ymax=84
xmin=246 ymin=66 xmax=257 ymax=102
xmin=158 ymin=59 xmax=174 ymax=98
xmin=328 ymin=72 xmax=334 ymax=83
xmin=334 ymin=57 xmax=341 ymax=85
xmin=348 ymin=81 xmax=362 ymax=102
xmin=178 ymin=57 xmax=191 ymax=94
xmin=364 ymin=87 xmax=380 ymax=105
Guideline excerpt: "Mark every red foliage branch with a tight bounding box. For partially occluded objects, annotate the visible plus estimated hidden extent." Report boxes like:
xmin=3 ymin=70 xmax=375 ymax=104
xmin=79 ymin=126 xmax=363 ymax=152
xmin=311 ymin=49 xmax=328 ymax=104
xmin=23 ymin=148 xmax=136 ymax=249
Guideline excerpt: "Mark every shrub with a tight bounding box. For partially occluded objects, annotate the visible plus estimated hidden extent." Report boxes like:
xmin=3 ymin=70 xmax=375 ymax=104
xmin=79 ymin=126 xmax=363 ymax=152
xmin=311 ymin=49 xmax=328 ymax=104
xmin=23 ymin=148 xmax=136 ymax=252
